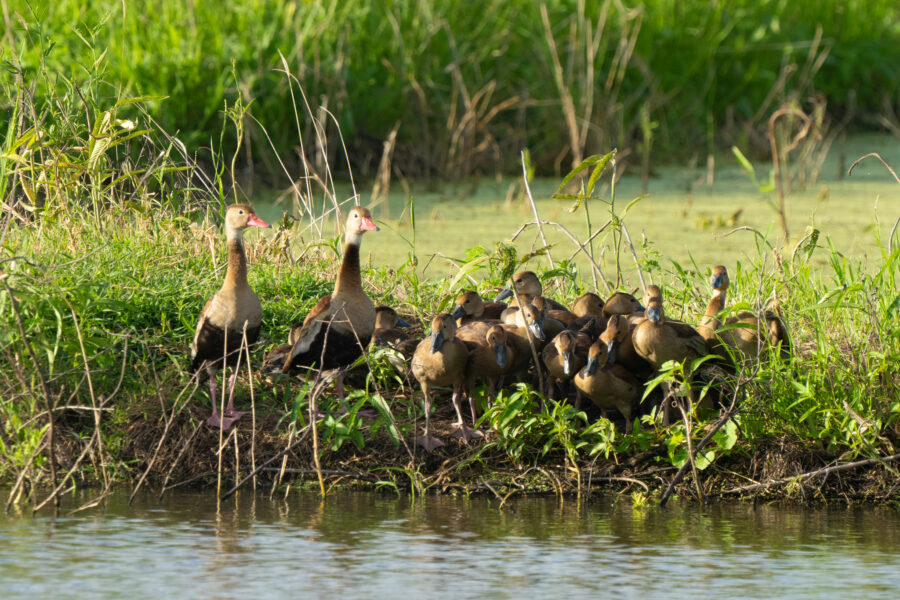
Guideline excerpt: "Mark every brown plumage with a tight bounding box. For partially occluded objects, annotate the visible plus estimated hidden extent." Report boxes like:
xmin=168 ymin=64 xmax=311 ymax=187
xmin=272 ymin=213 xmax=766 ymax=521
xmin=603 ymin=286 xmax=644 ymax=319
xmin=450 ymin=290 xmax=506 ymax=325
xmin=632 ymin=285 xmax=709 ymax=368
xmin=371 ymin=306 xmax=412 ymax=347
xmin=496 ymin=270 xmax=569 ymax=317
xmin=699 ymin=265 xmax=791 ymax=362
xmin=542 ymin=329 xmax=591 ymax=399
xmin=278 ymin=206 xmax=378 ymax=381
xmin=574 ymin=341 xmax=641 ymax=433
xmin=559 ymin=292 xmax=606 ymax=328
xmin=190 ymin=204 xmax=270 ymax=429
xmin=531 ymin=297 xmax=566 ymax=341
xmin=458 ymin=322 xmax=516 ymax=431
xmin=632 ymin=285 xmax=710 ymax=425
xmin=411 ymin=314 xmax=469 ymax=451
xmin=500 ymin=302 xmax=548 ymax=375
xmin=603 ymin=314 xmax=649 ymax=374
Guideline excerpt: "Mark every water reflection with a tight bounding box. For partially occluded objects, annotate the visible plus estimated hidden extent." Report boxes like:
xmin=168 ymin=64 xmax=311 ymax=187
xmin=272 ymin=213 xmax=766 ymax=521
xmin=1 ymin=490 xmax=899 ymax=598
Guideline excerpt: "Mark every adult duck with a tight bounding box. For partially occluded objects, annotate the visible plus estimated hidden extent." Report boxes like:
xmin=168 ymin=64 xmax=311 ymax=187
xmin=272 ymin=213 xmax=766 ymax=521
xmin=699 ymin=265 xmax=791 ymax=361
xmin=573 ymin=340 xmax=641 ymax=433
xmin=190 ymin=204 xmax=270 ymax=429
xmin=411 ymin=314 xmax=469 ymax=451
xmin=280 ymin=206 xmax=379 ymax=390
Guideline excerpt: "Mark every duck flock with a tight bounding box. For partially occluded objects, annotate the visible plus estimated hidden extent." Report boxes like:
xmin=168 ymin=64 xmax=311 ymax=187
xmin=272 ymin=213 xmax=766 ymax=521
xmin=190 ymin=204 xmax=790 ymax=450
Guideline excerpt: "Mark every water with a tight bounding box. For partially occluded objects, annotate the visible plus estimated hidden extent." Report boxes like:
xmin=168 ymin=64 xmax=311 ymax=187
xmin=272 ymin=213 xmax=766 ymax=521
xmin=1 ymin=490 xmax=898 ymax=598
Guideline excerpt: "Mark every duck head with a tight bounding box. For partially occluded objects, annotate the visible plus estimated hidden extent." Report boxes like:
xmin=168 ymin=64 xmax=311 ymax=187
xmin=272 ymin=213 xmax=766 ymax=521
xmin=601 ymin=314 xmax=628 ymax=365
xmin=495 ymin=270 xmax=542 ymax=302
xmin=518 ymin=302 xmax=546 ymax=341
xmin=643 ymin=286 xmax=665 ymax=324
xmin=573 ymin=293 xmax=605 ymax=318
xmin=451 ymin=291 xmax=484 ymax=321
xmin=429 ymin=314 xmax=456 ymax=353
xmin=553 ymin=330 xmax=577 ymax=376
xmin=710 ymin=265 xmax=730 ymax=293
xmin=486 ymin=325 xmax=509 ymax=368
xmin=375 ymin=306 xmax=411 ymax=330
xmin=225 ymin=204 xmax=270 ymax=240
xmin=344 ymin=206 xmax=379 ymax=246
xmin=603 ymin=291 xmax=642 ymax=317
xmin=583 ymin=341 xmax=609 ymax=377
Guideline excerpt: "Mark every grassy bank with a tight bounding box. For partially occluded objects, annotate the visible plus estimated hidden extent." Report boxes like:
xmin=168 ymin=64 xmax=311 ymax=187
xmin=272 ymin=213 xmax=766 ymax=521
xmin=3 ymin=156 xmax=900 ymax=506
xmin=2 ymin=0 xmax=899 ymax=180
xmin=2 ymin=41 xmax=900 ymax=510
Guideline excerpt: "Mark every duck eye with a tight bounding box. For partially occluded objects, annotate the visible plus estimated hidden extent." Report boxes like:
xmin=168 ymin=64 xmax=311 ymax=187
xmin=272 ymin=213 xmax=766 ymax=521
xmin=238 ymin=209 xmax=245 ymax=215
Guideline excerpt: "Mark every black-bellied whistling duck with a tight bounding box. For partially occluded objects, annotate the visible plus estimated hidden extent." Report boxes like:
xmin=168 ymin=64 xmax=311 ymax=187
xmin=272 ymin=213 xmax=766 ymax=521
xmin=495 ymin=270 xmax=568 ymax=315
xmin=457 ymin=322 xmax=515 ymax=438
xmin=279 ymin=206 xmax=379 ymax=391
xmin=411 ymin=314 xmax=469 ymax=451
xmin=632 ymin=285 xmax=709 ymax=424
xmin=573 ymin=340 xmax=641 ymax=433
xmin=699 ymin=265 xmax=791 ymax=361
xmin=542 ymin=329 xmax=591 ymax=400
xmin=450 ymin=290 xmax=506 ymax=325
xmin=190 ymin=204 xmax=270 ymax=429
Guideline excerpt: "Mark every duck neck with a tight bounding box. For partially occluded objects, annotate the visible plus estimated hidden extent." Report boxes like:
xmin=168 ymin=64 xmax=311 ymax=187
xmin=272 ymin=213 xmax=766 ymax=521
xmin=702 ymin=289 xmax=726 ymax=328
xmin=223 ymin=228 xmax=249 ymax=290
xmin=334 ymin=236 xmax=362 ymax=297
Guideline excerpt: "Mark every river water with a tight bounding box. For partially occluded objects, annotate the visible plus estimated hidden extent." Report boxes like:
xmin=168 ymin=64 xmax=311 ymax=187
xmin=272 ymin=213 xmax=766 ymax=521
xmin=1 ymin=489 xmax=898 ymax=598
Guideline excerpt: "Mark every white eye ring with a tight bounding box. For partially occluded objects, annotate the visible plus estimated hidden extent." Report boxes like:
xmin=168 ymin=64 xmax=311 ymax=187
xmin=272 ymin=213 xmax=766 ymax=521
xmin=239 ymin=209 xmax=245 ymax=214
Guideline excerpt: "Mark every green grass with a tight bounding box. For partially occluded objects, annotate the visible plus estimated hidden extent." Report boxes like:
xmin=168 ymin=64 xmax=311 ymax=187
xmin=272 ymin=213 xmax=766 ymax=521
xmin=2 ymin=0 xmax=899 ymax=180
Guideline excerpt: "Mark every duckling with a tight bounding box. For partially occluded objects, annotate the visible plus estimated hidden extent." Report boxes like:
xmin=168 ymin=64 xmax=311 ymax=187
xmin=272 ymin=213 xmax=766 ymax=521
xmin=450 ymin=290 xmax=506 ymax=325
xmin=700 ymin=265 xmax=791 ymax=361
xmin=561 ymin=292 xmax=606 ymax=329
xmin=531 ymin=297 xmax=566 ymax=341
xmin=280 ymin=207 xmax=379 ymax=392
xmin=260 ymin=321 xmax=304 ymax=383
xmin=410 ymin=314 xmax=469 ymax=451
xmin=190 ymin=204 xmax=270 ymax=429
xmin=603 ymin=290 xmax=645 ymax=325
xmin=573 ymin=340 xmax=641 ymax=433
xmin=632 ymin=285 xmax=710 ymax=424
xmin=603 ymin=314 xmax=650 ymax=374
xmin=457 ymin=323 xmax=516 ymax=434
xmin=542 ymin=329 xmax=591 ymax=400
xmin=371 ymin=305 xmax=412 ymax=347
xmin=500 ymin=302 xmax=548 ymax=375
xmin=495 ymin=270 xmax=569 ymax=313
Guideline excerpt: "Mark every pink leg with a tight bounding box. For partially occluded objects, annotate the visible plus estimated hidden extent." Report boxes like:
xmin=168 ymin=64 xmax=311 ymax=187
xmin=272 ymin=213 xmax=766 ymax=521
xmin=450 ymin=388 xmax=481 ymax=443
xmin=209 ymin=371 xmax=246 ymax=430
xmin=416 ymin=388 xmax=444 ymax=451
